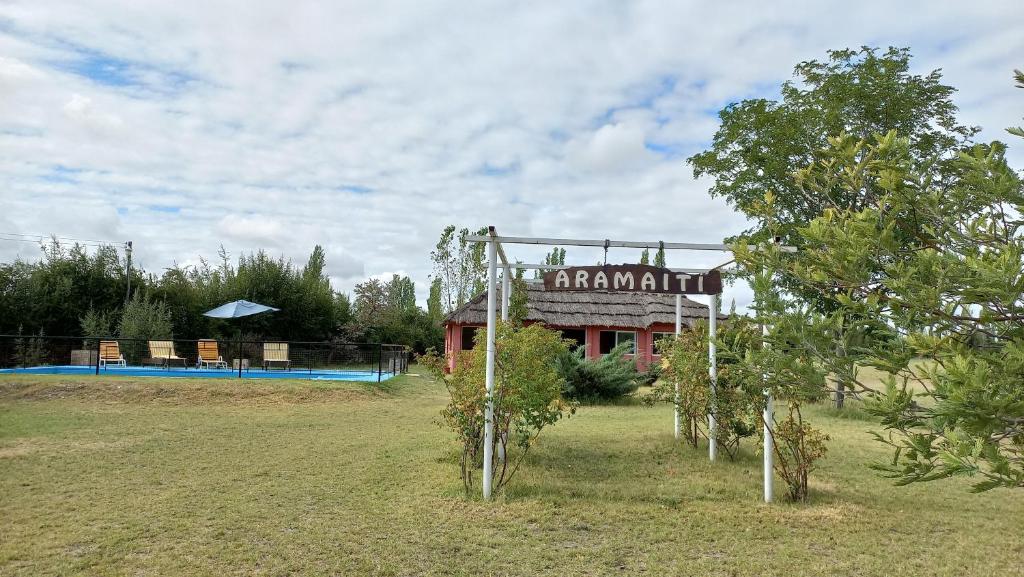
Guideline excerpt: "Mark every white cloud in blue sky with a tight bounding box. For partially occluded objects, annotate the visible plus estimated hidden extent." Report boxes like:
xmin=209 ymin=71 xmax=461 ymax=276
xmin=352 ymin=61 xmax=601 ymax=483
xmin=0 ymin=0 xmax=1022 ymax=310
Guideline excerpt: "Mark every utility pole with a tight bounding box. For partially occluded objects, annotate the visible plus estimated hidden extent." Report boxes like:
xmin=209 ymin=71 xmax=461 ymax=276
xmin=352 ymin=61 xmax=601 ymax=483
xmin=125 ymin=240 xmax=133 ymax=304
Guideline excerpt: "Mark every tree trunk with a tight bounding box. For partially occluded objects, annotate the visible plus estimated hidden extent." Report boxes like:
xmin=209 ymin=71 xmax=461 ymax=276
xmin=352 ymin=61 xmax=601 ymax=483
xmin=834 ymin=321 xmax=846 ymax=409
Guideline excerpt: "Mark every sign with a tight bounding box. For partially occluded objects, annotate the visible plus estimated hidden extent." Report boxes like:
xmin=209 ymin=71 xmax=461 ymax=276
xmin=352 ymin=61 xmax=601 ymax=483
xmin=542 ymin=264 xmax=722 ymax=295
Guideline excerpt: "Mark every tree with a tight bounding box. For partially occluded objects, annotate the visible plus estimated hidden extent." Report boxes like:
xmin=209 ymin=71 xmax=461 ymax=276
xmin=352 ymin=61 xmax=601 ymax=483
xmin=690 ymin=46 xmax=978 ymax=409
xmin=118 ymin=293 xmax=174 ymax=362
xmin=653 ymin=245 xmax=666 ymax=268
xmin=639 ymin=249 xmax=650 ymax=265
xmin=430 ymin=226 xmax=488 ymax=314
xmin=535 ymin=247 xmax=566 ymax=278
xmin=689 ymin=46 xmax=977 ymax=242
xmin=351 ymin=275 xmax=442 ymax=353
xmin=426 ymin=277 xmax=443 ymax=323
xmin=739 ymin=119 xmax=1024 ymax=491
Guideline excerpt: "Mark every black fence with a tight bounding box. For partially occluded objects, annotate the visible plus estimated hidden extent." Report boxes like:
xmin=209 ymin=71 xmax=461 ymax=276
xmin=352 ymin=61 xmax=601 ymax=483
xmin=0 ymin=335 xmax=410 ymax=382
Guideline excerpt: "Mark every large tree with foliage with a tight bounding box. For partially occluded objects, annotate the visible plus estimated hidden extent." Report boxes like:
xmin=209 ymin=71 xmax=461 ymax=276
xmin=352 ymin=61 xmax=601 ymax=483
xmin=352 ymin=275 xmax=441 ymax=353
xmin=689 ymin=46 xmax=977 ymax=242
xmin=691 ymin=46 xmax=979 ymax=408
xmin=737 ymin=69 xmax=1024 ymax=490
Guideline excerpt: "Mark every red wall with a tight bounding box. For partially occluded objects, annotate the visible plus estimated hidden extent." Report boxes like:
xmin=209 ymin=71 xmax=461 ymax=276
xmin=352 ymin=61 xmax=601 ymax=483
xmin=444 ymin=322 xmax=684 ymax=372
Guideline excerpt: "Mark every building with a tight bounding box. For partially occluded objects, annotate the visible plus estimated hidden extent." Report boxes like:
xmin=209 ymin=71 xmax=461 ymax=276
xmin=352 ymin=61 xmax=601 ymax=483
xmin=443 ymin=282 xmax=723 ymax=371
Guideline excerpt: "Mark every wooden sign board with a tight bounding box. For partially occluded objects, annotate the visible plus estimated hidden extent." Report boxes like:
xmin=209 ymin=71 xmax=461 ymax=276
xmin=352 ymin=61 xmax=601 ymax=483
xmin=542 ymin=264 xmax=722 ymax=295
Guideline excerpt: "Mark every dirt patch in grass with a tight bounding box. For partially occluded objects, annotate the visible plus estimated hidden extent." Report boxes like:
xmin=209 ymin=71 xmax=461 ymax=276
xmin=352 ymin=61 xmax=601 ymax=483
xmin=0 ymin=436 xmax=146 ymax=459
xmin=0 ymin=377 xmax=396 ymax=406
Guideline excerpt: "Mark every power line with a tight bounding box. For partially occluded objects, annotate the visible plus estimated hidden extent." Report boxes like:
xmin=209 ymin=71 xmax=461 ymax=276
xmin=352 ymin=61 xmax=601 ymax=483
xmin=0 ymin=232 xmax=125 ymax=248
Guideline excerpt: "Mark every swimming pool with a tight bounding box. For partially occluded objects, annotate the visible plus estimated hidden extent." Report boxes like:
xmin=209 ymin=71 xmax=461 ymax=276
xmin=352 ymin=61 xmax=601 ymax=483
xmin=0 ymin=365 xmax=395 ymax=381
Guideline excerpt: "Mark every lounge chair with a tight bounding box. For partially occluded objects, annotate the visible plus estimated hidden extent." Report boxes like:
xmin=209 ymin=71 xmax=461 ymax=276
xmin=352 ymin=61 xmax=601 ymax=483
xmin=263 ymin=342 xmax=290 ymax=370
xmin=149 ymin=340 xmax=187 ymax=368
xmin=99 ymin=340 xmax=126 ymax=368
xmin=197 ymin=339 xmax=228 ymax=369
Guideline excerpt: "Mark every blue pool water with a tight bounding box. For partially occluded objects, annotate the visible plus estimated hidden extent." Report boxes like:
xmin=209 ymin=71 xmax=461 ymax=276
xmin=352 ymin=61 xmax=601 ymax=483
xmin=0 ymin=365 xmax=394 ymax=381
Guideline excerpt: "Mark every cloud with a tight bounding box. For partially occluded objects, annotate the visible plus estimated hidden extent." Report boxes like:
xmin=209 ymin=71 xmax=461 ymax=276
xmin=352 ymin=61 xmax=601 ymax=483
xmin=0 ymin=0 xmax=1021 ymax=306
xmin=217 ymin=214 xmax=286 ymax=246
xmin=567 ymin=123 xmax=655 ymax=172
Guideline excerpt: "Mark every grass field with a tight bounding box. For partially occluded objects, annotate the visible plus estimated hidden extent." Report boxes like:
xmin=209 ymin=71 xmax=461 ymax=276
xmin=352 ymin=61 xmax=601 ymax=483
xmin=2 ymin=370 xmax=1022 ymax=576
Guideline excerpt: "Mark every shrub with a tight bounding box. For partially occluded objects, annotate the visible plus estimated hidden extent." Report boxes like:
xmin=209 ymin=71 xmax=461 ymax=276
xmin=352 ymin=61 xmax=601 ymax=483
xmin=118 ymin=293 xmax=173 ymax=341
xmin=649 ymin=319 xmax=760 ymax=459
xmin=420 ymin=322 xmax=573 ymax=494
xmin=556 ymin=343 xmax=641 ymax=401
xmin=80 ymin=308 xmax=115 ymax=340
xmin=772 ymin=404 xmax=829 ymax=501
xmin=637 ymin=361 xmax=662 ymax=386
xmin=13 ymin=326 xmax=47 ymax=367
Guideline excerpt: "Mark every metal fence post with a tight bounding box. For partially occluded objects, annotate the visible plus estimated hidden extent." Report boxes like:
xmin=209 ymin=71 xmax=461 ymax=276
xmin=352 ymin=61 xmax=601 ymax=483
xmin=377 ymin=343 xmax=383 ymax=382
xmin=94 ymin=337 xmax=100 ymax=375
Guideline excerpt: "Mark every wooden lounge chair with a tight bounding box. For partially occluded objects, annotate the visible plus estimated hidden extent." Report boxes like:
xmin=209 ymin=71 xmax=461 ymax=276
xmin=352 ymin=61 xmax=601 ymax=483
xmin=99 ymin=340 xmax=126 ymax=368
xmin=197 ymin=339 xmax=228 ymax=369
xmin=263 ymin=342 xmax=290 ymax=370
xmin=148 ymin=340 xmax=187 ymax=368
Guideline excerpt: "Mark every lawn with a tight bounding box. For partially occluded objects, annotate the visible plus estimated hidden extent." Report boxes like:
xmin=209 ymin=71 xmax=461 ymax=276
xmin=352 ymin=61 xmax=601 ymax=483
xmin=1 ymin=370 xmax=1022 ymax=576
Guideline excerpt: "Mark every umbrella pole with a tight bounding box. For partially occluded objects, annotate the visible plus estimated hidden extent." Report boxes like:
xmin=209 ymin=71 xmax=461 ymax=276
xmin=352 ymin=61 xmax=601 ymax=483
xmin=237 ymin=326 xmax=243 ymax=379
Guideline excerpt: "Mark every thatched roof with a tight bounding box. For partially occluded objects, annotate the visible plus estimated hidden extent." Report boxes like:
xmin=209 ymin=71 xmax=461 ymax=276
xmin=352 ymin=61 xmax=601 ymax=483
xmin=445 ymin=282 xmax=724 ymax=329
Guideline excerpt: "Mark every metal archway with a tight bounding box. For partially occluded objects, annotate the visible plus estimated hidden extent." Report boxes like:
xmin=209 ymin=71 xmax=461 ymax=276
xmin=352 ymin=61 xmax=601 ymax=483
xmin=466 ymin=226 xmax=794 ymax=503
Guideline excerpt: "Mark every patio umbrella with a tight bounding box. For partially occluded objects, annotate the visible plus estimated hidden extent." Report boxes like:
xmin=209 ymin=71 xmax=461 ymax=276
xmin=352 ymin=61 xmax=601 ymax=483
xmin=203 ymin=300 xmax=280 ymax=376
xmin=203 ymin=299 xmax=279 ymax=319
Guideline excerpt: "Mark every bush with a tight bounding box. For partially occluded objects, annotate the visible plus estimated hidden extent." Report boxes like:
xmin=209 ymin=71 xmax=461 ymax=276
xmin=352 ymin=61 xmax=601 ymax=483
xmin=14 ymin=326 xmax=47 ymax=367
xmin=80 ymin=308 xmax=116 ymax=339
xmin=637 ymin=361 xmax=662 ymax=386
xmin=118 ymin=293 xmax=173 ymax=342
xmin=419 ymin=322 xmax=574 ymax=495
xmin=556 ymin=343 xmax=641 ymax=401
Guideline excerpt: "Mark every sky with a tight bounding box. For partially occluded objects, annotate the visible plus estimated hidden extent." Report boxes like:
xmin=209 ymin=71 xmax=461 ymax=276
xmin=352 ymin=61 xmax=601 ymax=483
xmin=1 ymin=0 xmax=1022 ymax=310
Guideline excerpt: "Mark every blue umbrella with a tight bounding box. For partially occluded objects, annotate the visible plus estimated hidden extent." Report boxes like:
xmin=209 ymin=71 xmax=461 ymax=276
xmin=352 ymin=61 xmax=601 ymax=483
xmin=203 ymin=299 xmax=280 ymax=319
xmin=203 ymin=300 xmax=280 ymax=375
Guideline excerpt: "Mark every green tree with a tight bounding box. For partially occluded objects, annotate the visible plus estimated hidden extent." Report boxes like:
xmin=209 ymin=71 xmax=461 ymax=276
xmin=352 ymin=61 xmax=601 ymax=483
xmin=689 ymin=46 xmax=977 ymax=241
xmin=426 ymin=277 xmax=444 ymax=323
xmin=690 ymin=46 xmax=978 ymax=409
xmin=430 ymin=226 xmax=488 ymax=313
xmin=653 ymin=245 xmax=666 ymax=268
xmin=741 ymin=119 xmax=1024 ymax=491
xmin=118 ymin=292 xmax=173 ymax=361
xmin=80 ymin=308 xmax=115 ymax=339
xmin=535 ymin=247 xmax=566 ymax=279
xmin=639 ymin=248 xmax=650 ymax=265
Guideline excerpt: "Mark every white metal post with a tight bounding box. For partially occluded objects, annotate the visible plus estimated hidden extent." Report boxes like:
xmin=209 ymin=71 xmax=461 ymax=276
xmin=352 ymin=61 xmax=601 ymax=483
xmin=762 ymin=304 xmax=774 ymax=503
xmin=498 ymin=268 xmax=510 ymax=463
xmin=501 ymin=269 xmax=510 ymax=321
xmin=708 ymin=293 xmax=718 ymax=462
xmin=674 ymin=294 xmax=681 ymax=440
xmin=483 ymin=238 xmax=498 ymax=500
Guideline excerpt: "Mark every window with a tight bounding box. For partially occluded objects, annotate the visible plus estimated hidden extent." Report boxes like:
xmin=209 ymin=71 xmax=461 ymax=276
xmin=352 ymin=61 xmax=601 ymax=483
xmin=461 ymin=326 xmax=479 ymax=349
xmin=559 ymin=329 xmax=586 ymax=352
xmin=652 ymin=332 xmax=675 ymax=355
xmin=599 ymin=330 xmax=636 ymax=355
